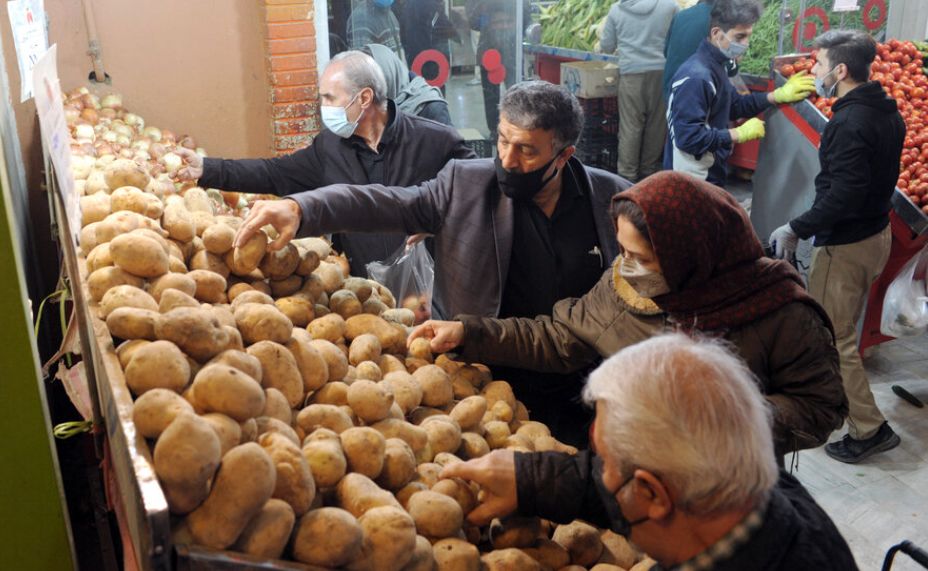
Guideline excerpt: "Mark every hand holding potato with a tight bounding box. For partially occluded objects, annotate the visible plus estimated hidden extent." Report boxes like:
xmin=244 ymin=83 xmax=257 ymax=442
xmin=408 ymin=320 xmax=464 ymax=354
xmin=234 ymin=199 xmax=302 ymax=251
xmin=174 ymin=147 xmax=204 ymax=181
xmin=439 ymin=449 xmax=517 ymax=526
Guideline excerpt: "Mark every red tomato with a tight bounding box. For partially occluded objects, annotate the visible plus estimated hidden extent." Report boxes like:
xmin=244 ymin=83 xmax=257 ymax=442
xmin=781 ymin=64 xmax=795 ymax=77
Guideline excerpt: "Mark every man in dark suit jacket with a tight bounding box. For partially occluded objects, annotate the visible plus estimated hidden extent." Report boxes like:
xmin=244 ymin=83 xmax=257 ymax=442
xmin=236 ymin=81 xmax=632 ymax=444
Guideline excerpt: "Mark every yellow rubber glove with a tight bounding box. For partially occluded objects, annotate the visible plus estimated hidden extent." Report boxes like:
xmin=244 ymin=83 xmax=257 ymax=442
xmin=774 ymin=71 xmax=816 ymax=103
xmin=733 ymin=118 xmax=766 ymax=142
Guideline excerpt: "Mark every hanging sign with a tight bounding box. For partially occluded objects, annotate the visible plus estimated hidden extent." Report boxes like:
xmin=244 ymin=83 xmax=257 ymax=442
xmin=7 ymin=0 xmax=47 ymax=102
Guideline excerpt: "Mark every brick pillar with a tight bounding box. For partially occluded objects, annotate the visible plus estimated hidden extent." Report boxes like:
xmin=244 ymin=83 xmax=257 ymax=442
xmin=264 ymin=0 xmax=321 ymax=156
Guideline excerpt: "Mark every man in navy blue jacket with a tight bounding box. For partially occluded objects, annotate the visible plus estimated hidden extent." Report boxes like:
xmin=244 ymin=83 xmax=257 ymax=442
xmin=664 ymin=0 xmax=814 ymax=187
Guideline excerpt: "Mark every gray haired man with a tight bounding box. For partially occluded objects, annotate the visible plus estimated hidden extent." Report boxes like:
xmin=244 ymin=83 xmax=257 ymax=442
xmin=175 ymin=50 xmax=474 ymax=277
xmin=442 ymin=334 xmax=858 ymax=570
xmin=236 ymin=80 xmax=632 ymax=445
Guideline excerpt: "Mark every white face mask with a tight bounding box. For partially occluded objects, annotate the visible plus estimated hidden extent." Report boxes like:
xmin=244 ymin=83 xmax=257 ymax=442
xmin=715 ymin=31 xmax=748 ymax=60
xmin=618 ymin=256 xmax=671 ymax=298
xmin=815 ymin=66 xmax=839 ymax=98
xmin=321 ymin=92 xmax=363 ymax=138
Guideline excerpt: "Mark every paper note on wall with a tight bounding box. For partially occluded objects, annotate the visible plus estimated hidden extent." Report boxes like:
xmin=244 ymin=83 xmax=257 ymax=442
xmin=7 ymin=0 xmax=48 ymax=102
xmin=832 ymin=0 xmax=860 ymax=12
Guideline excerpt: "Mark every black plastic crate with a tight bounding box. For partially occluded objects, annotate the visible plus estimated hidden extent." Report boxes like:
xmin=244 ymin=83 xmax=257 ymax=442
xmin=576 ymin=133 xmax=618 ymax=173
xmin=463 ymin=138 xmax=494 ymax=158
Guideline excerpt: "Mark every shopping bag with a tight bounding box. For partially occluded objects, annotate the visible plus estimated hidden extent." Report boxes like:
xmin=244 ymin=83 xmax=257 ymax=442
xmin=366 ymin=241 xmax=435 ymax=324
xmin=880 ymin=244 xmax=928 ymax=337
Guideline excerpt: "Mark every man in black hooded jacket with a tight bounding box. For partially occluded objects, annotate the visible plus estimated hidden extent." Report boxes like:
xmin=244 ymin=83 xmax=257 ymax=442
xmin=768 ymin=30 xmax=906 ymax=464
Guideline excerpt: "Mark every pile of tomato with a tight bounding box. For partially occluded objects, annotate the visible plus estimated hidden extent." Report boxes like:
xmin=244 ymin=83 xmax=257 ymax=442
xmin=779 ymin=39 xmax=928 ymax=215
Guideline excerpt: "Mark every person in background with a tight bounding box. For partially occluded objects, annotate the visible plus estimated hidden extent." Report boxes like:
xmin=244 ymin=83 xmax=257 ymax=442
xmin=662 ymin=0 xmax=715 ymax=101
xmin=233 ymin=82 xmax=632 ymax=446
xmin=664 ymin=0 xmax=815 ymax=188
xmin=599 ymin=0 xmax=679 ymax=182
xmin=364 ymin=43 xmax=454 ymax=126
xmin=394 ymin=0 xmax=459 ymax=71
xmin=441 ymin=334 xmax=858 ymax=571
xmin=769 ymin=30 xmax=906 ymax=464
xmin=466 ymin=0 xmax=531 ymax=140
xmin=175 ymin=50 xmax=474 ymax=277
xmin=409 ymin=171 xmax=847 ymax=459
xmin=347 ymin=0 xmax=404 ymax=59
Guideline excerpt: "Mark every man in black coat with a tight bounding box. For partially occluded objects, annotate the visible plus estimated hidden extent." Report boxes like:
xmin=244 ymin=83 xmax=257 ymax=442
xmin=442 ymin=334 xmax=858 ymax=571
xmin=176 ymin=49 xmax=475 ymax=277
xmin=769 ymin=30 xmax=906 ymax=464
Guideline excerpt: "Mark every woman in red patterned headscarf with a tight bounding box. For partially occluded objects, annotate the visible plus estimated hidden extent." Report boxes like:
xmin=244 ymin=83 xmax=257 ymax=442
xmin=411 ymin=171 xmax=848 ymax=457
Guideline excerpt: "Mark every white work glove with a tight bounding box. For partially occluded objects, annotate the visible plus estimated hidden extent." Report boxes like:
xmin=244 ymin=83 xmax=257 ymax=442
xmin=769 ymin=223 xmax=799 ymax=260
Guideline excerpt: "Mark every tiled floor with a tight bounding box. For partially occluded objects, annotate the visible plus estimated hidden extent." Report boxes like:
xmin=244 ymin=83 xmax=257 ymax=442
xmin=797 ymin=336 xmax=928 ymax=570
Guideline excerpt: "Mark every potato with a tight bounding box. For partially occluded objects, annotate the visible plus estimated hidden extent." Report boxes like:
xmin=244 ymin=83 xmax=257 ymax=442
xmin=187 ymin=443 xmax=276 ymax=549
xmin=355 ymin=361 xmax=383 ymax=382
xmin=404 ymin=535 xmax=436 ymax=571
xmin=450 ymin=396 xmax=487 ymax=432
xmin=201 ymin=223 xmax=236 ymax=255
xmin=116 ymin=339 xmax=150 ymax=369
xmin=431 ymin=478 xmax=477 ymax=516
xmin=381 ymin=372 xmax=423 ymax=415
xmin=482 ymin=381 xmax=517 ymax=412
xmin=260 ymin=388 xmax=292 ymax=425
xmin=347 ymin=332 xmax=382 ymax=366
xmin=488 ymin=517 xmax=543 ymax=549
xmin=413 ymin=365 xmax=453 ymax=408
xmin=162 ymin=202 xmax=195 ymax=242
xmin=598 ymin=530 xmax=639 ymax=568
xmin=207 ymin=349 xmax=263 ymax=383
xmin=81 ymin=192 xmax=112 ymax=226
xmin=407 ymin=337 xmax=433 ymax=363
xmin=275 ymin=296 xmax=314 ymax=327
xmin=106 ymin=307 xmax=159 ymax=341
xmin=516 ymin=540 xmax=569 ymax=570
xmin=381 ymin=308 xmax=415 ymax=327
xmin=110 ymin=185 xmax=163 ymax=219
xmin=422 ymin=417 xmax=463 ymax=455
xmin=240 ymin=418 xmax=258 ymax=443
xmin=336 ymin=473 xmax=402 ymax=518
xmin=590 ymin=564 xmax=626 ymax=571
xmin=298 ymin=272 xmax=325 ymax=302
xmin=294 ymin=247 xmax=321 ymax=277
xmin=231 ymin=289 xmax=275 ymax=310
xmin=371 ymin=418 xmax=428 ymax=453
xmin=104 ymin=159 xmax=150 ymax=190
xmin=433 ymin=538 xmax=480 ymax=571
xmin=242 ymin=340 xmax=301 ymax=408
xmin=132 ymin=388 xmax=194 ymax=439
xmin=183 ymin=186 xmax=213 ymax=213
xmin=484 ymin=421 xmax=511 ymax=450
xmin=226 ymin=231 xmax=268 ymax=275
xmin=258 ymin=432 xmax=315 ymax=515
xmin=124 ymin=340 xmax=190 ymax=395
xmin=189 ymin=250 xmax=230 ymax=281
xmin=346 ymin=380 xmax=394 ymax=424
xmin=407 ymin=490 xmax=463 ymax=539
xmin=156 ymin=289 xmax=197 ymax=314
xmin=268 ymin=275 xmax=301 ymax=298
xmin=459 ymin=432 xmax=490 ymax=459
xmin=292 ymin=507 xmax=363 ymax=567
xmin=255 ymin=416 xmax=300 ymax=447
xmin=313 ymin=261 xmax=345 ymax=294
xmin=148 ymin=273 xmax=197 ymax=302
xmin=296 ymin=404 xmax=353 ymax=435
xmin=233 ymin=499 xmax=295 ymax=559
xmin=307 ymin=313 xmax=346 ymax=345
xmin=154 ymin=413 xmax=221 ymax=514
xmin=156 ymin=307 xmax=229 ymax=361
xmin=201 ymin=412 xmax=243 ymax=456
xmin=259 ymin=243 xmax=300 ymax=280
xmin=630 ymin=558 xmax=657 ymax=570
xmin=432 ymin=452 xmax=464 ymax=468
xmin=339 ymin=277 xmax=372 ymax=302
xmin=285 ymin=330 xmax=328 ymax=392
xmin=183 ymin=269 xmax=226 ymax=304
xmin=415 ymin=462 xmax=442 ymax=488
xmin=86 ymin=242 xmax=113 ymax=273
xmin=87 ymin=267 xmax=143 ymax=302
xmin=395 ymin=482 xmax=429 ymax=510
xmin=229 ymin=305 xmax=291 ymax=348
xmin=312 ymin=381 xmax=349 ymax=406
xmin=301 ymin=429 xmax=347 ymax=488
xmin=553 ymin=520 xmax=603 ymax=567
xmin=191 ymin=364 xmax=265 ymax=421
xmin=373 ymin=437 xmax=416 ymax=491
xmin=376 ymin=354 xmax=403 ymax=374
xmin=481 ymin=549 xmax=541 ymax=571
xmin=349 ymin=505 xmax=418 ymax=571
xmin=340 ymin=426 xmax=386 ymax=479
xmin=311 ymin=339 xmax=349 ymax=382
xmin=227 ymin=282 xmax=254 ymax=301
xmin=99 ymin=285 xmax=158 ymax=319
xmin=345 ymin=314 xmax=406 ymax=353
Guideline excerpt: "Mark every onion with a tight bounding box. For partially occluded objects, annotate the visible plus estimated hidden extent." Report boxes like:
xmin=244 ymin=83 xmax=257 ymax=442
xmin=195 ymin=147 xmax=207 ymax=157
xmin=80 ymin=107 xmax=99 ymax=124
xmin=99 ymin=108 xmax=117 ymax=120
xmin=118 ymin=148 xmax=133 ymax=159
xmin=74 ymin=124 xmax=95 ymax=141
xmin=161 ymin=152 xmax=183 ymax=173
xmin=64 ymin=105 xmax=81 ymax=125
xmin=101 ymin=130 xmax=118 ymax=143
xmin=95 ymin=155 xmax=116 ymax=168
xmin=149 ymin=162 xmax=166 ymax=177
xmin=179 ymin=135 xmax=196 ymax=150
xmin=124 ymin=113 xmax=144 ymax=130
xmin=130 ymin=139 xmax=150 ymax=152
xmin=142 ymin=126 xmax=162 ymax=142
xmin=80 ymin=142 xmax=95 ymax=156
xmin=112 ymin=123 xmax=133 ymax=139
xmin=101 ymin=93 xmax=122 ymax=109
xmin=116 ymin=134 xmax=131 ymax=147
xmin=81 ymin=93 xmax=100 ymax=110
xmin=160 ymin=129 xmax=176 ymax=144
xmin=94 ymin=142 xmax=115 ymax=156
xmin=148 ymin=142 xmax=166 ymax=160
xmin=133 ymin=151 xmax=151 ymax=162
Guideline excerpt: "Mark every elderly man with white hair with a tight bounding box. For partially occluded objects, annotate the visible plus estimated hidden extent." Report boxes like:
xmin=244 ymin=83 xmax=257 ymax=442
xmin=442 ymin=334 xmax=857 ymax=570
xmin=174 ymin=49 xmax=474 ymax=277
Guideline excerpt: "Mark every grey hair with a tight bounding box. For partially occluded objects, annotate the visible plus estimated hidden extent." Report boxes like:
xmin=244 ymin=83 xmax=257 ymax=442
xmin=328 ymin=50 xmax=388 ymax=105
xmin=583 ymin=333 xmax=778 ymax=516
xmin=710 ymin=0 xmax=763 ymax=32
xmin=499 ymin=81 xmax=584 ymax=150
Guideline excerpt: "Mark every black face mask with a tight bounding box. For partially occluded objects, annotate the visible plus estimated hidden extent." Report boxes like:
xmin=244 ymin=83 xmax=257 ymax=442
xmin=494 ymin=152 xmax=563 ymax=201
xmin=593 ymin=459 xmax=650 ymax=537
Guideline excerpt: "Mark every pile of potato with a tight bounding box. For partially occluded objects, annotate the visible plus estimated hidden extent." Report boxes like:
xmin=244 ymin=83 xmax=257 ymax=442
xmin=66 ymin=88 xmax=655 ymax=571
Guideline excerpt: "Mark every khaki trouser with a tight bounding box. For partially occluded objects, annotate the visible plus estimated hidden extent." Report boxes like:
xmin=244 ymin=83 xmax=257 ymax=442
xmin=808 ymin=225 xmax=892 ymax=439
xmin=617 ymin=70 xmax=666 ymax=182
